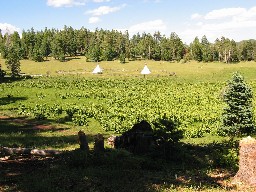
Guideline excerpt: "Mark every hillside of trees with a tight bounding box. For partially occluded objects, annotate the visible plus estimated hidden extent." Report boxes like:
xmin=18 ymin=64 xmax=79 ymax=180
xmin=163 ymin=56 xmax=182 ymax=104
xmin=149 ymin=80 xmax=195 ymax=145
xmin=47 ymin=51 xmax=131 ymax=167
xmin=0 ymin=25 xmax=256 ymax=63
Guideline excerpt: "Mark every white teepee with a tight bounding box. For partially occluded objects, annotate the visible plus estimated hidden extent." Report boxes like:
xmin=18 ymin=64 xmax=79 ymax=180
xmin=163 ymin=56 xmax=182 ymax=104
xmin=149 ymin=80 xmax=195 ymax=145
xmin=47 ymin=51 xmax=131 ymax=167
xmin=141 ymin=65 xmax=151 ymax=75
xmin=92 ymin=64 xmax=103 ymax=74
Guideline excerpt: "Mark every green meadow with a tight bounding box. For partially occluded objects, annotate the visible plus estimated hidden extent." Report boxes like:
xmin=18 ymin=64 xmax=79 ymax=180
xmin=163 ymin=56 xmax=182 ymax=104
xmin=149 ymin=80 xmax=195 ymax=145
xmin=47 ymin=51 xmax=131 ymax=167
xmin=2 ymin=57 xmax=256 ymax=79
xmin=1 ymin=57 xmax=256 ymax=191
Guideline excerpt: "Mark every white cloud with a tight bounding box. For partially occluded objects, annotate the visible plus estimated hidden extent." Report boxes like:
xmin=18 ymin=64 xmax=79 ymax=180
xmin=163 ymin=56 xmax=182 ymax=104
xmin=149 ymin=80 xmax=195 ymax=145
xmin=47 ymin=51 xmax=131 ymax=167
xmin=205 ymin=7 xmax=246 ymax=20
xmin=143 ymin=0 xmax=161 ymax=3
xmin=119 ymin=19 xmax=167 ymax=35
xmin=191 ymin=13 xmax=202 ymax=20
xmin=47 ymin=0 xmax=86 ymax=7
xmin=93 ymin=0 xmax=110 ymax=2
xmin=196 ymin=22 xmax=203 ymax=26
xmin=89 ymin=17 xmax=101 ymax=23
xmin=86 ymin=4 xmax=126 ymax=16
xmin=0 ymin=23 xmax=21 ymax=35
xmin=180 ymin=6 xmax=256 ymax=43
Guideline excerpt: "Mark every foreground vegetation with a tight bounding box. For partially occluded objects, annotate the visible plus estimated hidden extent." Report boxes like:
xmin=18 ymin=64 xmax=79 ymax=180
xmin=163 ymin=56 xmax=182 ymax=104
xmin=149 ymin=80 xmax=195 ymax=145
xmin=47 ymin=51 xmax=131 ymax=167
xmin=1 ymin=58 xmax=256 ymax=191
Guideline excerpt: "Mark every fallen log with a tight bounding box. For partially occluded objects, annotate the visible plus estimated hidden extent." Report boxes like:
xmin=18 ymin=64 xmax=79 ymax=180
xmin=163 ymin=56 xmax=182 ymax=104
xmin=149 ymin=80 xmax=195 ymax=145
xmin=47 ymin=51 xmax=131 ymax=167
xmin=31 ymin=149 xmax=62 ymax=156
xmin=1 ymin=147 xmax=62 ymax=156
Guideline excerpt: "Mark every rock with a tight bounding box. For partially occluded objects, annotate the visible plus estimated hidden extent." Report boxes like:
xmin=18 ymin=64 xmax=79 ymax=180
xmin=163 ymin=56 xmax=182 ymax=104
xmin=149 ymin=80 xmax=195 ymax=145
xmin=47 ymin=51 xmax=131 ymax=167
xmin=107 ymin=135 xmax=116 ymax=148
xmin=113 ymin=120 xmax=155 ymax=154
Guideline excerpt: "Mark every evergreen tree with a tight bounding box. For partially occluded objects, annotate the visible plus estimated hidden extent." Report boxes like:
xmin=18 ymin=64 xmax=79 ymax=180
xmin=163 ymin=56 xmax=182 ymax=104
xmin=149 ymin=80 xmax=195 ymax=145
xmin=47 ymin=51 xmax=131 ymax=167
xmin=123 ymin=30 xmax=130 ymax=60
xmin=63 ymin=26 xmax=77 ymax=57
xmin=0 ymin=31 xmax=6 ymax=59
xmin=5 ymin=46 xmax=21 ymax=77
xmin=31 ymin=31 xmax=44 ymax=62
xmin=86 ymin=42 xmax=101 ymax=62
xmin=101 ymin=32 xmax=116 ymax=61
xmin=130 ymin=33 xmax=141 ymax=60
xmin=41 ymin=28 xmax=52 ymax=59
xmin=240 ymin=41 xmax=254 ymax=61
xmin=23 ymin=28 xmax=36 ymax=59
xmin=169 ymin=32 xmax=184 ymax=61
xmin=190 ymin=37 xmax=202 ymax=62
xmin=230 ymin=40 xmax=239 ymax=63
xmin=201 ymin=35 xmax=212 ymax=62
xmin=221 ymin=72 xmax=255 ymax=138
xmin=10 ymin=31 xmax=24 ymax=59
xmin=118 ymin=35 xmax=126 ymax=63
xmin=51 ymin=29 xmax=66 ymax=61
xmin=160 ymin=37 xmax=171 ymax=61
xmin=137 ymin=33 xmax=153 ymax=59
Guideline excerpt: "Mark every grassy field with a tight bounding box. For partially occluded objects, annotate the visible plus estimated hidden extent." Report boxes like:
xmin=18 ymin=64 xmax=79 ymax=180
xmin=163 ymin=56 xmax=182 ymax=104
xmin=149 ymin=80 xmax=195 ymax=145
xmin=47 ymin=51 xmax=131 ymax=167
xmin=1 ymin=57 xmax=256 ymax=191
xmin=2 ymin=56 xmax=256 ymax=80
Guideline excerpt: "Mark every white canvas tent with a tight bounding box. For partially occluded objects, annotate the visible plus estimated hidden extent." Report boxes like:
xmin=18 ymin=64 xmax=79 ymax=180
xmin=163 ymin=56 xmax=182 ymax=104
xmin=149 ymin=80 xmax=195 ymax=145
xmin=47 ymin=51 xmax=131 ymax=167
xmin=141 ymin=65 xmax=151 ymax=75
xmin=92 ymin=64 xmax=103 ymax=74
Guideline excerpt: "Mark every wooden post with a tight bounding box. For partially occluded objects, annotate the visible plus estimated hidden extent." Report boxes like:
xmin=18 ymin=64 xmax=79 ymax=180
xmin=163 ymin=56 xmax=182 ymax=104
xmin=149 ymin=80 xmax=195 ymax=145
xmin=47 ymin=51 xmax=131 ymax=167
xmin=94 ymin=133 xmax=104 ymax=153
xmin=78 ymin=130 xmax=89 ymax=151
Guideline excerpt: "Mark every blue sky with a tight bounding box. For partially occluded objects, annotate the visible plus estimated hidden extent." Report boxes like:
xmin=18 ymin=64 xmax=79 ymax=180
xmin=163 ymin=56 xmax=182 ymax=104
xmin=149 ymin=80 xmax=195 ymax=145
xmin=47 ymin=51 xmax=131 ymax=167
xmin=1 ymin=0 xmax=256 ymax=43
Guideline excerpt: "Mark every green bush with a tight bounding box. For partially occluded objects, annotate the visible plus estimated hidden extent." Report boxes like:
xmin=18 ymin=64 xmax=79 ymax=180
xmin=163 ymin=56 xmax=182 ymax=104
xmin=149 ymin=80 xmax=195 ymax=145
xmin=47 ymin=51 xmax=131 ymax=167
xmin=153 ymin=115 xmax=183 ymax=144
xmin=212 ymin=143 xmax=239 ymax=170
xmin=31 ymin=104 xmax=49 ymax=120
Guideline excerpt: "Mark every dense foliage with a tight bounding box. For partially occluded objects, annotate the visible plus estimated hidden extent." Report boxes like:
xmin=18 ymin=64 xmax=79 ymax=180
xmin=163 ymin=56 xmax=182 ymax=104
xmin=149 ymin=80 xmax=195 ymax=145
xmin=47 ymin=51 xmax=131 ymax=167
xmin=0 ymin=63 xmax=6 ymax=80
xmin=1 ymin=26 xmax=256 ymax=63
xmin=5 ymin=46 xmax=20 ymax=77
xmin=221 ymin=72 xmax=255 ymax=137
xmin=0 ymin=77 xmax=226 ymax=138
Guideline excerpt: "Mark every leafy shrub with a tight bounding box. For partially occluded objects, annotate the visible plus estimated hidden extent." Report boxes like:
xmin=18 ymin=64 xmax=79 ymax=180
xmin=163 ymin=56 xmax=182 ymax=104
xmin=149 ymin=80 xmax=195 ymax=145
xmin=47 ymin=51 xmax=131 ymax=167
xmin=184 ymin=127 xmax=204 ymax=138
xmin=31 ymin=104 xmax=49 ymax=120
xmin=49 ymin=104 xmax=63 ymax=116
xmin=220 ymin=148 xmax=239 ymax=169
xmin=18 ymin=104 xmax=29 ymax=116
xmin=213 ymin=147 xmax=239 ymax=170
xmin=153 ymin=115 xmax=183 ymax=144
xmin=65 ymin=106 xmax=78 ymax=120
xmin=152 ymin=115 xmax=183 ymax=160
xmin=211 ymin=141 xmax=239 ymax=170
xmin=72 ymin=114 xmax=88 ymax=126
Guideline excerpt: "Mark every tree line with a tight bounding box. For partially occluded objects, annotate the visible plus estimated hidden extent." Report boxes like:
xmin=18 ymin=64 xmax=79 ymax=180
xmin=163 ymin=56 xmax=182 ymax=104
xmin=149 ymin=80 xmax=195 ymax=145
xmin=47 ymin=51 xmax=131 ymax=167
xmin=1 ymin=25 xmax=256 ymax=65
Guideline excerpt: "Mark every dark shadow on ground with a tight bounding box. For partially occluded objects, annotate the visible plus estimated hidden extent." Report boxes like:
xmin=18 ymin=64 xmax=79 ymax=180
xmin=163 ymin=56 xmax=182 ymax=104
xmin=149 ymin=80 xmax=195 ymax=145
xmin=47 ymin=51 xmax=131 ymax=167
xmin=0 ymin=116 xmax=110 ymax=148
xmin=65 ymin=57 xmax=81 ymax=61
xmin=0 ymin=116 xmax=237 ymax=191
xmin=0 ymin=143 xmax=237 ymax=192
xmin=0 ymin=116 xmax=68 ymax=133
xmin=0 ymin=96 xmax=27 ymax=106
xmin=0 ymin=76 xmax=32 ymax=84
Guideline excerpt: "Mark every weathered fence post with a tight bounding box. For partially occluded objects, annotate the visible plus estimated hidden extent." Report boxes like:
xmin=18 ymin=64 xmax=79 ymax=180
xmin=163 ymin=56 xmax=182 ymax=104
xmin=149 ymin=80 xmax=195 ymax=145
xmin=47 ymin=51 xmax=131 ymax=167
xmin=78 ymin=130 xmax=89 ymax=151
xmin=94 ymin=133 xmax=104 ymax=153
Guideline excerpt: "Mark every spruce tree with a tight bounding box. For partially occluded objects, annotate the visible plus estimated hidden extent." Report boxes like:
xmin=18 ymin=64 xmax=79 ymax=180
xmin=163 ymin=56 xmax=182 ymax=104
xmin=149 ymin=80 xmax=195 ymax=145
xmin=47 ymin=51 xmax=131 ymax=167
xmin=5 ymin=47 xmax=20 ymax=78
xmin=221 ymin=72 xmax=255 ymax=138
